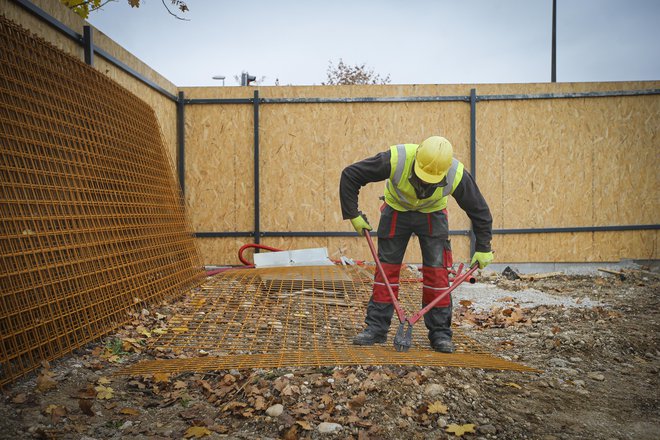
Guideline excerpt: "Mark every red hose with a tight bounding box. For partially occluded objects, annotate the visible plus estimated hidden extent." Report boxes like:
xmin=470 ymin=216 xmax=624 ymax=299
xmin=238 ymin=243 xmax=284 ymax=266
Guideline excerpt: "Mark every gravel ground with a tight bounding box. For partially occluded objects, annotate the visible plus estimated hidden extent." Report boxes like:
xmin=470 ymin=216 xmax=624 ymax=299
xmin=454 ymin=282 xmax=605 ymax=311
xmin=1 ymin=270 xmax=658 ymax=440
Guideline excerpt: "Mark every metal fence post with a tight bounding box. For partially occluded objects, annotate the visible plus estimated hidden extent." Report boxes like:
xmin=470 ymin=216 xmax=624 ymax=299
xmin=83 ymin=25 xmax=93 ymax=65
xmin=177 ymin=91 xmax=185 ymax=195
xmin=253 ymin=90 xmax=261 ymax=245
xmin=469 ymin=88 xmax=477 ymax=256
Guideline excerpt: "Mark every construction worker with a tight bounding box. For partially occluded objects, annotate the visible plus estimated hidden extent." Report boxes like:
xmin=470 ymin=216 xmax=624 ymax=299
xmin=340 ymin=136 xmax=493 ymax=353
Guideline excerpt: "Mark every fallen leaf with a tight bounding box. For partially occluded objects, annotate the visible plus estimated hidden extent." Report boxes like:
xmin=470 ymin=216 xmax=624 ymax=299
xmin=282 ymin=424 xmax=299 ymax=440
xmin=446 ymin=423 xmax=476 ymax=437
xmin=135 ymin=325 xmax=152 ymax=338
xmin=253 ymin=395 xmax=267 ymax=410
xmin=79 ymin=398 xmax=95 ymax=416
xmin=44 ymin=404 xmax=67 ymax=423
xmin=281 ymin=384 xmax=300 ymax=396
xmin=105 ymin=354 xmax=121 ymax=363
xmin=119 ymin=407 xmax=140 ymax=415
xmin=241 ymin=408 xmax=255 ymax=418
xmin=97 ymin=377 xmax=111 ymax=385
xmin=36 ymin=371 xmax=57 ymax=392
xmin=44 ymin=404 xmax=59 ymax=414
xmin=221 ymin=374 xmax=236 ymax=385
xmin=153 ymin=373 xmax=171 ymax=383
xmin=290 ymin=402 xmax=311 ymax=416
xmin=11 ymin=393 xmax=27 ymax=404
xmin=459 ymin=300 xmax=473 ymax=307
xmin=427 ymin=401 xmax=448 ymax=414
xmin=400 ymin=406 xmax=415 ymax=417
xmin=184 ymin=426 xmax=212 ymax=438
xmin=296 ymin=420 xmax=313 ymax=430
xmin=94 ymin=385 xmax=114 ymax=400
xmin=222 ymin=401 xmax=248 ymax=412
xmin=504 ymin=382 xmax=522 ymax=389
xmin=349 ymin=391 xmax=367 ymax=409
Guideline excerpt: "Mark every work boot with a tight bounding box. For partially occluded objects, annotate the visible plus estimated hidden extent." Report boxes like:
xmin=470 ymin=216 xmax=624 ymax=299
xmin=353 ymin=329 xmax=387 ymax=345
xmin=423 ymin=305 xmax=455 ymax=353
xmin=353 ymin=298 xmax=393 ymax=345
xmin=430 ymin=338 xmax=455 ymax=353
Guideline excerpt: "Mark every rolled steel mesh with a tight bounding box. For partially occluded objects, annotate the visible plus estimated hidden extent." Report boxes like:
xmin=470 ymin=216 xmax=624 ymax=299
xmin=0 ymin=16 xmax=204 ymax=387
xmin=122 ymin=266 xmax=537 ymax=375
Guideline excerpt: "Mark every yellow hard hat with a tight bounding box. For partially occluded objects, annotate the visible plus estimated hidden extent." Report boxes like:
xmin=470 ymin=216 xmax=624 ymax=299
xmin=413 ymin=136 xmax=453 ymax=184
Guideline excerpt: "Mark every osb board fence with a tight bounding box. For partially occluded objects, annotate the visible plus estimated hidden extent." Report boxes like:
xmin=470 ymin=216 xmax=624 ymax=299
xmin=0 ymin=16 xmax=204 ymax=387
xmin=180 ymin=82 xmax=659 ymax=265
xmin=120 ymin=266 xmax=537 ymax=376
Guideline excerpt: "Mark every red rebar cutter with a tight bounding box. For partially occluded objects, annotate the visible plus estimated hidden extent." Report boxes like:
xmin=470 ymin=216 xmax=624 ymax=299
xmin=364 ymin=233 xmax=478 ymax=352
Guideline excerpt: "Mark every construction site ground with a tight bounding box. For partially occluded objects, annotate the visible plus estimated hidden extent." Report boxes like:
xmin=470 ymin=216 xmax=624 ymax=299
xmin=1 ymin=270 xmax=658 ymax=440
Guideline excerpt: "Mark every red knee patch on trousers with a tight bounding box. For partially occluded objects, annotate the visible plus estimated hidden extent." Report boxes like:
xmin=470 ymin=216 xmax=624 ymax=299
xmin=422 ymin=266 xmax=450 ymax=306
xmin=373 ymin=262 xmax=401 ymax=303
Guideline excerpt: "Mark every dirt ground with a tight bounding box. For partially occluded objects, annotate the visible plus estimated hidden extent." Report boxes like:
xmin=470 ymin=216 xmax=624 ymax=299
xmin=1 ymin=270 xmax=658 ymax=440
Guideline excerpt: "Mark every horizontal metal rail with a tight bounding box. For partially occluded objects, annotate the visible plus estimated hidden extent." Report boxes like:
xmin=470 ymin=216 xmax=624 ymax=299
xmin=493 ymin=224 xmax=660 ymax=234
xmin=195 ymin=232 xmax=254 ymax=238
xmin=184 ymin=98 xmax=253 ymax=105
xmin=183 ymin=89 xmax=660 ymax=106
xmin=477 ymin=88 xmax=660 ymax=101
xmin=195 ymin=224 xmax=659 ymax=238
xmin=260 ymin=96 xmax=470 ymax=104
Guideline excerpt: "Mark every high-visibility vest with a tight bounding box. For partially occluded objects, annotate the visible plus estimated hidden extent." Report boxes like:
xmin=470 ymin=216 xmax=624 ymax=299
xmin=383 ymin=144 xmax=464 ymax=212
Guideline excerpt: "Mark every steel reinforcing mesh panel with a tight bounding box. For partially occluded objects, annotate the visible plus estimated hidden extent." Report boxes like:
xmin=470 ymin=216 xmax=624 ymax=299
xmin=122 ymin=266 xmax=537 ymax=375
xmin=0 ymin=16 xmax=205 ymax=387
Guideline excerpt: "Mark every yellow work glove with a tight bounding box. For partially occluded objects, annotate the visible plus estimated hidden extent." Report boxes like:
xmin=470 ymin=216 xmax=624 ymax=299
xmin=350 ymin=213 xmax=372 ymax=236
xmin=471 ymin=251 xmax=494 ymax=269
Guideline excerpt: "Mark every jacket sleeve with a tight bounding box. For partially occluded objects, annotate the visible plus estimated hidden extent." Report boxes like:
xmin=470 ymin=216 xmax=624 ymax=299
xmin=340 ymin=151 xmax=392 ymax=220
xmin=452 ymin=170 xmax=493 ymax=252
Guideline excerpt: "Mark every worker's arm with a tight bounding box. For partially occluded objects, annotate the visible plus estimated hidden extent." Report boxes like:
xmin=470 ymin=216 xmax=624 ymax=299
xmin=451 ymin=170 xmax=493 ymax=252
xmin=340 ymin=151 xmax=391 ymax=220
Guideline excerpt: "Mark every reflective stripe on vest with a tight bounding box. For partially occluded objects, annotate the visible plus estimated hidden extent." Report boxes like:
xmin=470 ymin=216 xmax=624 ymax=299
xmin=392 ymin=144 xmax=407 ymax=184
xmin=442 ymin=159 xmax=460 ymax=198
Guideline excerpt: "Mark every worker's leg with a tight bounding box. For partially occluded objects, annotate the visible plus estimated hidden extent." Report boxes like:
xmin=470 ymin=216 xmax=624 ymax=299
xmin=415 ymin=209 xmax=456 ymax=353
xmin=354 ymin=204 xmax=411 ymax=345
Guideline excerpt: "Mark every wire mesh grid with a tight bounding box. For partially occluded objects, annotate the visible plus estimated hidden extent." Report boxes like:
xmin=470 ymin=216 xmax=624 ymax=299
xmin=0 ymin=16 xmax=205 ymax=387
xmin=122 ymin=266 xmax=537 ymax=375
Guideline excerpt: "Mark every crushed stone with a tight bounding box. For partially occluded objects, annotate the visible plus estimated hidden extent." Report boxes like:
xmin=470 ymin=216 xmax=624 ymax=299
xmin=453 ymin=282 xmax=605 ymax=312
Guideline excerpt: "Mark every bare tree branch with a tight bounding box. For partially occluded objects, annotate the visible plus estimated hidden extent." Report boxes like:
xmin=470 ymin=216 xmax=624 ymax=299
xmin=161 ymin=0 xmax=190 ymax=21
xmin=90 ymin=0 xmax=116 ymax=13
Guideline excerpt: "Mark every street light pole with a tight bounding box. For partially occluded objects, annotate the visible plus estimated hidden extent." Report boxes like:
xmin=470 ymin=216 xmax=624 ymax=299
xmin=551 ymin=0 xmax=557 ymax=82
xmin=212 ymin=75 xmax=226 ymax=86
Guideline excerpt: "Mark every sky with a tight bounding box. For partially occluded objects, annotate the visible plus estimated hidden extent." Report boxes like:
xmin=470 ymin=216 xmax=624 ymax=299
xmin=85 ymin=0 xmax=660 ymax=87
